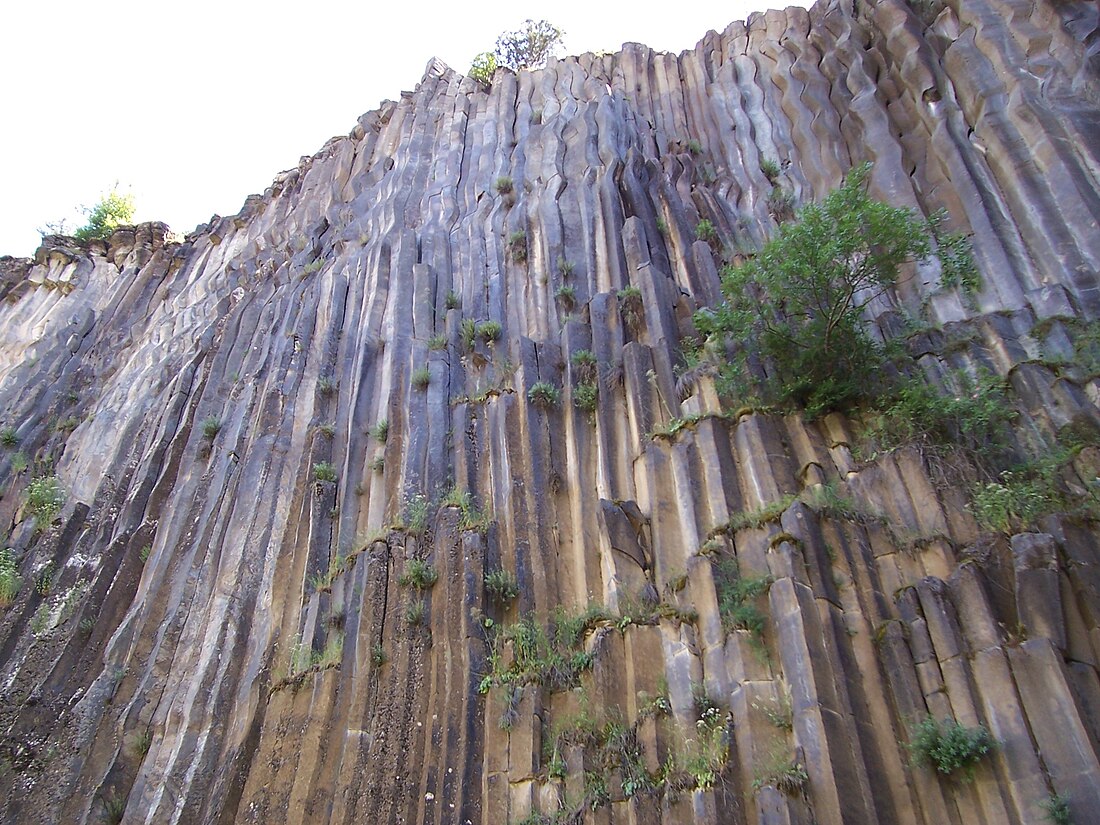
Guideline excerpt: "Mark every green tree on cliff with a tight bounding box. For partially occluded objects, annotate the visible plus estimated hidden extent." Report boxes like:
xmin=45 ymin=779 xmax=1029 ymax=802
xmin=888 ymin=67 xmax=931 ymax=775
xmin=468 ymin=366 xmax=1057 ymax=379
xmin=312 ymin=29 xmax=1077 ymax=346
xmin=693 ymin=163 xmax=972 ymax=417
xmin=74 ymin=187 xmax=136 ymax=241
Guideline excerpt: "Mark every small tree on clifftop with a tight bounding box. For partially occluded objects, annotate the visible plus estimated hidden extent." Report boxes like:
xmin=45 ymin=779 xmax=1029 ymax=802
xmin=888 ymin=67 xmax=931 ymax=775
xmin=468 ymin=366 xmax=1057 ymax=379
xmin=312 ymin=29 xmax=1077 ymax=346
xmin=74 ymin=188 xmax=136 ymax=241
xmin=495 ymin=19 xmax=565 ymax=70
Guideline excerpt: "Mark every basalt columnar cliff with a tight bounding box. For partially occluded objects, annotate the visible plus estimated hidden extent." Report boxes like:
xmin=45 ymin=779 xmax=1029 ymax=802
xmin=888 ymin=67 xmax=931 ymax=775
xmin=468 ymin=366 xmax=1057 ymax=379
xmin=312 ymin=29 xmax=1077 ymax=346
xmin=1 ymin=0 xmax=1100 ymax=823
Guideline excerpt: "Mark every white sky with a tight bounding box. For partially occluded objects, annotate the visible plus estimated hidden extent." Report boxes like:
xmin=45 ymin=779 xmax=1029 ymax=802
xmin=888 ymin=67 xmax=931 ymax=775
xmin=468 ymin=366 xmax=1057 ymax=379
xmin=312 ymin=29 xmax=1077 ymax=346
xmin=0 ymin=0 xmax=812 ymax=257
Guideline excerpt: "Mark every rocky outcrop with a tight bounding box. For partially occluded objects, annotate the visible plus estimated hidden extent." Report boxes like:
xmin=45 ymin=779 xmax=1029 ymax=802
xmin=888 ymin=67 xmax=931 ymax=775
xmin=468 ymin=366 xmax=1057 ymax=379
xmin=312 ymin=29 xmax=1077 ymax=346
xmin=0 ymin=0 xmax=1099 ymax=822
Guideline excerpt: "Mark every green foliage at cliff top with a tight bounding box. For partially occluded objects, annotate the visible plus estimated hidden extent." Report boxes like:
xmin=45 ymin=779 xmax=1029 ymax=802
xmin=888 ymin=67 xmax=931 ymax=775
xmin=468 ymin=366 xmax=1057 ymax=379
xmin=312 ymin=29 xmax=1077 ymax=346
xmin=74 ymin=189 xmax=136 ymax=242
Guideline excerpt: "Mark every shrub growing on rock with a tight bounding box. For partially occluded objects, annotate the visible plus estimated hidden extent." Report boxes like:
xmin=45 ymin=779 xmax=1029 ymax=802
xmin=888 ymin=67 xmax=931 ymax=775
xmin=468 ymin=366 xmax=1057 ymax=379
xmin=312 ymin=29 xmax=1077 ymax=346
xmin=528 ymin=381 xmax=561 ymax=408
xmin=469 ymin=51 xmax=498 ymax=84
xmin=908 ymin=717 xmax=996 ymax=780
xmin=27 ymin=476 xmax=65 ymax=524
xmin=74 ymin=188 xmax=136 ymax=242
xmin=694 ymin=162 xmax=972 ymax=418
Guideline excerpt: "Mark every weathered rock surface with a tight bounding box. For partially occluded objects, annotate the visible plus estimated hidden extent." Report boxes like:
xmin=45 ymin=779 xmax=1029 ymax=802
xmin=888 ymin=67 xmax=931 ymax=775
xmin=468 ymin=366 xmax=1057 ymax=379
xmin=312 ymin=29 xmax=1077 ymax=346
xmin=0 ymin=0 xmax=1098 ymax=822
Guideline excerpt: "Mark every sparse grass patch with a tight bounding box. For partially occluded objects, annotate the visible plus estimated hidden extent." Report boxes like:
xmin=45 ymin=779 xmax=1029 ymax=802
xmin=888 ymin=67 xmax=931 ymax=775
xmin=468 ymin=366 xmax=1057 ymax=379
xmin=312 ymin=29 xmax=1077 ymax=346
xmin=399 ymin=558 xmax=438 ymax=590
xmin=102 ymin=793 xmax=127 ymax=824
xmin=554 ymin=285 xmax=576 ymax=306
xmin=618 ymin=285 xmax=643 ymax=331
xmin=726 ymin=494 xmax=797 ymax=531
xmin=485 ymin=569 xmax=520 ymax=605
xmin=428 ymin=334 xmax=447 ymax=351
xmin=0 ymin=427 xmax=18 ymax=448
xmin=412 ymin=366 xmax=431 ymax=390
xmin=370 ymin=418 xmax=389 ymax=442
xmin=760 ymin=158 xmax=781 ymax=183
xmin=767 ymin=187 xmax=795 ymax=222
xmin=711 ymin=555 xmax=773 ymax=641
xmin=508 ymin=229 xmax=528 ymax=262
xmin=445 ymin=290 xmax=460 ymax=310
xmin=495 ymin=176 xmax=514 ymax=194
xmin=405 ymin=599 xmax=426 ymax=626
xmin=317 ymin=375 xmax=337 ymax=395
xmin=460 ymin=318 xmax=478 ymax=350
xmin=371 ymin=643 xmax=387 ymax=667
xmin=686 ymin=139 xmax=703 ymax=155
xmin=1041 ymin=792 xmax=1072 ymax=825
xmin=200 ymin=416 xmax=222 ymax=439
xmin=313 ymin=462 xmax=338 ymax=483
xmin=695 ymin=219 xmax=718 ymax=244
xmin=570 ymin=348 xmax=597 ymax=379
xmin=0 ymin=549 xmax=20 ymax=607
xmin=752 ymin=752 xmax=808 ymax=795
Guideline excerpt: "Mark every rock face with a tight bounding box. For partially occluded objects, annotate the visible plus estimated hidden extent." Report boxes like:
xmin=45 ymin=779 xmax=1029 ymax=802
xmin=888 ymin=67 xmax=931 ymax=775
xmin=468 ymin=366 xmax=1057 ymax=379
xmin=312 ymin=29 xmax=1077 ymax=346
xmin=1 ymin=0 xmax=1099 ymax=822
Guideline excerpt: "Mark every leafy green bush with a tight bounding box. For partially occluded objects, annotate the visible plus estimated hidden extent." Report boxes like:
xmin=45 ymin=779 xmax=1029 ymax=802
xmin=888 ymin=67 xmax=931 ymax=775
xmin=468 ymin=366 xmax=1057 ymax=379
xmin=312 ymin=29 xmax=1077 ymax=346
xmin=479 ymin=609 xmax=604 ymax=693
xmin=476 ymin=320 xmax=503 ymax=342
xmin=694 ymin=163 xmax=970 ymax=418
xmin=74 ymin=188 xmax=136 ymax=242
xmin=0 ymin=427 xmax=17 ymax=448
xmin=469 ymin=51 xmax=499 ymax=84
xmin=495 ymin=19 xmax=565 ymax=70
xmin=574 ymin=382 xmax=598 ymax=413
xmin=313 ymin=462 xmax=338 ymax=483
xmin=971 ymin=471 xmax=1059 ymax=532
xmin=528 ymin=381 xmax=561 ymax=408
xmin=908 ymin=717 xmax=996 ymax=780
xmin=865 ymin=371 xmax=1015 ymax=459
xmin=27 ymin=475 xmax=65 ymax=523
xmin=711 ymin=555 xmax=773 ymax=640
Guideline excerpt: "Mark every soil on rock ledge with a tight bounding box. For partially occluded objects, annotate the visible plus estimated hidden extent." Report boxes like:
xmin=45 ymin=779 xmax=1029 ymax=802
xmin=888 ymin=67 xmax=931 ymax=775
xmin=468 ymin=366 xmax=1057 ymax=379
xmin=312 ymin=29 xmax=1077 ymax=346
xmin=0 ymin=0 xmax=1099 ymax=823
